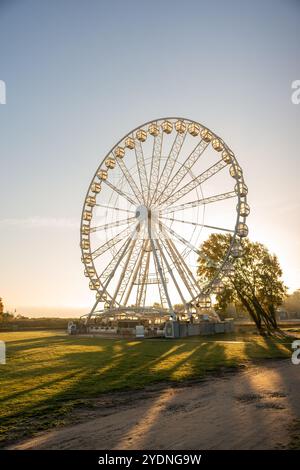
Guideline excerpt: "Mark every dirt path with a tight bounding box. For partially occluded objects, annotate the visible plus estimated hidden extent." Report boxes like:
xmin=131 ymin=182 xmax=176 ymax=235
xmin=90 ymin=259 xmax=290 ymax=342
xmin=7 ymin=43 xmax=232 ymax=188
xmin=10 ymin=359 xmax=300 ymax=450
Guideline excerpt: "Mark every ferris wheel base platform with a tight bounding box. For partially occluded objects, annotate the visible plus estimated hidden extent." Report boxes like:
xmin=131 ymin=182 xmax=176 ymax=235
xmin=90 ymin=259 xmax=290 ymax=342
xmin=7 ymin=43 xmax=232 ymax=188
xmin=78 ymin=319 xmax=235 ymax=339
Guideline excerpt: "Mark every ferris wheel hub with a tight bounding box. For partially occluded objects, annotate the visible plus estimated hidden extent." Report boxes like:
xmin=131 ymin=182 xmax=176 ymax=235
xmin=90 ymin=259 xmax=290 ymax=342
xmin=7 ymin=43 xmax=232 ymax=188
xmin=135 ymin=205 xmax=148 ymax=220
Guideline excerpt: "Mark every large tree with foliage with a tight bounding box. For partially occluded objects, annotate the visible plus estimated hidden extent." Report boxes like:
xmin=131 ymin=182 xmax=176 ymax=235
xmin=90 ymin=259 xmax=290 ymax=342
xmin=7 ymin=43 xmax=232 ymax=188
xmin=197 ymin=234 xmax=287 ymax=335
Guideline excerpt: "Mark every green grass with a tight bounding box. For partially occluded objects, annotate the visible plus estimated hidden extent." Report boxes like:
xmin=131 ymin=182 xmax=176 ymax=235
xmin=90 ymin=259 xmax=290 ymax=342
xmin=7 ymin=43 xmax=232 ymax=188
xmin=288 ymin=420 xmax=300 ymax=449
xmin=0 ymin=330 xmax=293 ymax=447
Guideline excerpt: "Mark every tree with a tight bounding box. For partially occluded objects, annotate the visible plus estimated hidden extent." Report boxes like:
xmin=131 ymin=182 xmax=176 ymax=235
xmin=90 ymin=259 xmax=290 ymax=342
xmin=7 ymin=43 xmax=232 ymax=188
xmin=0 ymin=312 xmax=14 ymax=323
xmin=174 ymin=303 xmax=185 ymax=313
xmin=197 ymin=234 xmax=287 ymax=335
xmin=153 ymin=302 xmax=162 ymax=309
xmin=0 ymin=298 xmax=15 ymax=323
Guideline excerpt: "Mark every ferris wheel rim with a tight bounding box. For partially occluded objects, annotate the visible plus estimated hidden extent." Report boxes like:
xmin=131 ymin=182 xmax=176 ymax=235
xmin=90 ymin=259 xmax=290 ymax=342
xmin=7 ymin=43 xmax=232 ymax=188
xmin=80 ymin=117 xmax=249 ymax=317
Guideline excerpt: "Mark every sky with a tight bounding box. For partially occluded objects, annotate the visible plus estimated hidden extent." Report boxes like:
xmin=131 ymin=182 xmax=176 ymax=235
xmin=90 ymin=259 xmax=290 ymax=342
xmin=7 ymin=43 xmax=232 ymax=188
xmin=0 ymin=0 xmax=299 ymax=317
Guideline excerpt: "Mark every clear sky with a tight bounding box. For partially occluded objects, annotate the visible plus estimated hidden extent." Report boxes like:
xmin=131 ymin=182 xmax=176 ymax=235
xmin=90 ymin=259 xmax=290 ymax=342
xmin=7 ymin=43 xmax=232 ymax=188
xmin=0 ymin=0 xmax=299 ymax=317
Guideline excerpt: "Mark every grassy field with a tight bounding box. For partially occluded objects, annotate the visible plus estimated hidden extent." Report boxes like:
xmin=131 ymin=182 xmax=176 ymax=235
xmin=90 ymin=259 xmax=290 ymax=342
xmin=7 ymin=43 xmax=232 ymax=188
xmin=0 ymin=330 xmax=294 ymax=447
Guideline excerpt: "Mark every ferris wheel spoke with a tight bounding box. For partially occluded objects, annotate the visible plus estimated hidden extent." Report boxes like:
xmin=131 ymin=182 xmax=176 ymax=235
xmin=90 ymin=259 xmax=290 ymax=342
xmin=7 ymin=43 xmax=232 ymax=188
xmin=156 ymin=139 xmax=209 ymax=206
xmin=158 ymin=159 xmax=227 ymax=209
xmin=134 ymin=136 xmax=149 ymax=204
xmin=159 ymin=221 xmax=200 ymax=287
xmin=99 ymin=237 xmax=131 ymax=284
xmin=148 ymin=226 xmax=174 ymax=314
xmin=160 ymin=216 xmax=235 ymax=233
xmin=103 ymin=179 xmax=137 ymax=206
xmin=152 ymin=245 xmax=169 ymax=310
xmin=136 ymin=240 xmax=150 ymax=307
xmin=159 ymin=235 xmax=198 ymax=299
xmin=151 ymin=130 xmax=187 ymax=205
xmin=165 ymin=235 xmax=201 ymax=293
xmin=95 ymin=203 xmax=135 ymax=215
xmin=155 ymin=237 xmax=188 ymax=308
xmin=109 ymin=237 xmax=138 ymax=306
xmin=91 ymin=221 xmax=137 ymax=260
xmin=147 ymin=126 xmax=163 ymax=205
xmin=116 ymin=157 xmax=143 ymax=204
xmin=101 ymin=231 xmax=139 ymax=297
xmin=115 ymin=238 xmax=144 ymax=305
xmin=158 ymin=221 xmax=200 ymax=256
xmin=90 ymin=216 xmax=136 ymax=233
xmin=123 ymin=240 xmax=146 ymax=306
xmin=160 ymin=191 xmax=236 ymax=215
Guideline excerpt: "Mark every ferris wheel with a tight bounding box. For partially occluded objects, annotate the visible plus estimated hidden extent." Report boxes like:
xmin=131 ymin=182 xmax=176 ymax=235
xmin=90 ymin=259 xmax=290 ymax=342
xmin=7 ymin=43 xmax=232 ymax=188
xmin=80 ymin=117 xmax=249 ymax=321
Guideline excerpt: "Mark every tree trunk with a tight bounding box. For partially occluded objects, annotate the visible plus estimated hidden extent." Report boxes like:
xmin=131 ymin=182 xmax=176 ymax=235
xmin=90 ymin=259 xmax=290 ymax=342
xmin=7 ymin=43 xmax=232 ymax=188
xmin=236 ymin=290 xmax=264 ymax=334
xmin=267 ymin=304 xmax=278 ymax=329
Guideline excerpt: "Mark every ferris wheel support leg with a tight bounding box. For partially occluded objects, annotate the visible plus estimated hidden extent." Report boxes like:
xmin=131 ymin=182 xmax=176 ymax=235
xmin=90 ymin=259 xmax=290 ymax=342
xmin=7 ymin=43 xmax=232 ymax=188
xmin=148 ymin=228 xmax=176 ymax=320
xmin=156 ymin=238 xmax=188 ymax=313
xmin=86 ymin=299 xmax=100 ymax=323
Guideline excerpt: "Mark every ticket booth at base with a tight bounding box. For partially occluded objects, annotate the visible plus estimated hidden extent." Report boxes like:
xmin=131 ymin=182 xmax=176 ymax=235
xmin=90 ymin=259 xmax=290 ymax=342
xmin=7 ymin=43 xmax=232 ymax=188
xmin=135 ymin=325 xmax=145 ymax=338
xmin=164 ymin=321 xmax=180 ymax=338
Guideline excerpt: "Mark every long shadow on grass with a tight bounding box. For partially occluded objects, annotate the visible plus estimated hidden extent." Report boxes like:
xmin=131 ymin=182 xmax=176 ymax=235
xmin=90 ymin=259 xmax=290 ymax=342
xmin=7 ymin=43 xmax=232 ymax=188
xmin=5 ymin=334 xmax=89 ymax=350
xmin=0 ymin=337 xmax=229 ymax=446
xmin=244 ymin=335 xmax=290 ymax=361
xmin=1 ymin=334 xmax=289 ymax=447
xmin=3 ymin=340 xmax=231 ymax=449
xmin=0 ymin=370 xmax=86 ymax=405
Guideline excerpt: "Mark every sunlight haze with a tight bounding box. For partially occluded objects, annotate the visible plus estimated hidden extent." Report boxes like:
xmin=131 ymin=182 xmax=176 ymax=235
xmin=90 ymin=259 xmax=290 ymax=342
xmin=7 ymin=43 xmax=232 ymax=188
xmin=0 ymin=0 xmax=299 ymax=317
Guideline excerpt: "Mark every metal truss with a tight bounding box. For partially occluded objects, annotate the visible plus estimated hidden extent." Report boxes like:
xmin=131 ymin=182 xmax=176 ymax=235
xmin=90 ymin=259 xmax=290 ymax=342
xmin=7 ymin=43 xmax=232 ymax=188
xmin=156 ymin=138 xmax=209 ymax=206
xmin=135 ymin=240 xmax=151 ymax=307
xmin=158 ymin=159 xmax=227 ymax=209
xmin=123 ymin=240 xmax=147 ymax=306
xmin=134 ymin=136 xmax=149 ymax=204
xmin=149 ymin=231 xmax=173 ymax=314
xmin=160 ymin=191 xmax=236 ymax=215
xmin=90 ymin=216 xmax=136 ymax=233
xmin=115 ymin=156 xmax=143 ymax=203
xmin=114 ymin=237 xmax=144 ymax=305
xmin=161 ymin=235 xmax=199 ymax=299
xmin=151 ymin=130 xmax=187 ymax=204
xmin=95 ymin=203 xmax=135 ymax=215
xmin=160 ymin=216 xmax=235 ymax=233
xmin=104 ymin=179 xmax=137 ymax=206
xmin=99 ymin=236 xmax=130 ymax=285
xmin=155 ymin=237 xmax=188 ymax=309
xmin=91 ymin=222 xmax=137 ymax=260
xmin=147 ymin=126 xmax=163 ymax=205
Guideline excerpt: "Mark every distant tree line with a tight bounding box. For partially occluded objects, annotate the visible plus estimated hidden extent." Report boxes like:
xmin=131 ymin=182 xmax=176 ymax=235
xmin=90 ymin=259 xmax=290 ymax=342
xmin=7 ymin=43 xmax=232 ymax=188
xmin=283 ymin=289 xmax=300 ymax=315
xmin=0 ymin=299 xmax=74 ymax=330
